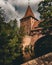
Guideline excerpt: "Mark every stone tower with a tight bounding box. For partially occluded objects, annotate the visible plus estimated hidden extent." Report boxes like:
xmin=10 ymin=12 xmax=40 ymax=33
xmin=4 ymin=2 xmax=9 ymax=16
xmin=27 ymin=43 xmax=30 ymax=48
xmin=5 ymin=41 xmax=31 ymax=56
xmin=20 ymin=5 xmax=43 ymax=59
xmin=20 ymin=5 xmax=39 ymax=35
xmin=20 ymin=5 xmax=43 ymax=50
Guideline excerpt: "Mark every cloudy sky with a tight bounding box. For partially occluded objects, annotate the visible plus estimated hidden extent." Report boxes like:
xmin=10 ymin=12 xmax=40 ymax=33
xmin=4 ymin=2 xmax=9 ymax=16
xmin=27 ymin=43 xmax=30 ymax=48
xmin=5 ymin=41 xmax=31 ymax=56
xmin=0 ymin=0 xmax=43 ymax=24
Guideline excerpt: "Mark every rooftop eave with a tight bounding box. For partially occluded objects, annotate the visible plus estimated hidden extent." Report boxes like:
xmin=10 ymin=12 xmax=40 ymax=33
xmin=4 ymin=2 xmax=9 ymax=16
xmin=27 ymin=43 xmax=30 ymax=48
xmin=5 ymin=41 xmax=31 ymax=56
xmin=20 ymin=16 xmax=39 ymax=22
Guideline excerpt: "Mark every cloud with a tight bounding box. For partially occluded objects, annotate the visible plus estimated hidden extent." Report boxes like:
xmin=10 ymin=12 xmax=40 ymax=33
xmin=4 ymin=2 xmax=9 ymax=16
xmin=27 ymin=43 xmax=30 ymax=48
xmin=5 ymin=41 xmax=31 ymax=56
xmin=0 ymin=0 xmax=18 ymax=22
xmin=4 ymin=2 xmax=18 ymax=21
xmin=0 ymin=0 xmax=43 ymax=23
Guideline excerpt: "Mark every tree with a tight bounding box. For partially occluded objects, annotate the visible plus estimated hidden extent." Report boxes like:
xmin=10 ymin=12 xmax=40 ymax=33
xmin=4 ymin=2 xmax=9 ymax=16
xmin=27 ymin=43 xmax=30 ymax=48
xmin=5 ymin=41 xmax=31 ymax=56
xmin=39 ymin=19 xmax=52 ymax=34
xmin=38 ymin=0 xmax=52 ymax=34
xmin=0 ymin=7 xmax=5 ymax=22
xmin=0 ymin=7 xmax=23 ymax=65
xmin=38 ymin=0 xmax=52 ymax=20
xmin=35 ymin=0 xmax=52 ymax=58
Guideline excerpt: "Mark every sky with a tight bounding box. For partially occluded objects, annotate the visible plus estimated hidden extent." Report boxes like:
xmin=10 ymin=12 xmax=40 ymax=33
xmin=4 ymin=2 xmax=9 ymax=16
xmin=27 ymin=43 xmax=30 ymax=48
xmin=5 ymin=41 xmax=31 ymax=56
xmin=0 ymin=0 xmax=43 ymax=25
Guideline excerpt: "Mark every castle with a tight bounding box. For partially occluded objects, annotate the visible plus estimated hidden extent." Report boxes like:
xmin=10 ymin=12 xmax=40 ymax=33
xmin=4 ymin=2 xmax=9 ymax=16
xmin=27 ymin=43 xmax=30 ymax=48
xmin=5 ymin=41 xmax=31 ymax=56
xmin=20 ymin=5 xmax=43 ymax=51
xmin=20 ymin=4 xmax=52 ymax=61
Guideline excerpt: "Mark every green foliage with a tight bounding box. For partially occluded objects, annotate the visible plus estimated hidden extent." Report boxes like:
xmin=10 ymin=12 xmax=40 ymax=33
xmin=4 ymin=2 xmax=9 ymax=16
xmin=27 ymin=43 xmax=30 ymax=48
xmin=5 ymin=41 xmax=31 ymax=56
xmin=0 ymin=7 xmax=23 ymax=65
xmin=38 ymin=0 xmax=52 ymax=34
xmin=37 ymin=1 xmax=52 ymax=58
xmin=39 ymin=19 xmax=52 ymax=34
xmin=25 ymin=46 xmax=29 ymax=53
xmin=38 ymin=0 xmax=52 ymax=20
xmin=0 ymin=7 xmax=5 ymax=22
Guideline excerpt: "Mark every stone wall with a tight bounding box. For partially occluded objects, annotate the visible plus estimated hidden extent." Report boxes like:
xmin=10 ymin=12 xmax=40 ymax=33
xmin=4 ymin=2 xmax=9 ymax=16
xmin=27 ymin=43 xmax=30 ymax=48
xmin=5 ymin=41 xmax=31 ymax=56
xmin=21 ymin=52 xmax=52 ymax=65
xmin=21 ymin=34 xmax=44 ymax=62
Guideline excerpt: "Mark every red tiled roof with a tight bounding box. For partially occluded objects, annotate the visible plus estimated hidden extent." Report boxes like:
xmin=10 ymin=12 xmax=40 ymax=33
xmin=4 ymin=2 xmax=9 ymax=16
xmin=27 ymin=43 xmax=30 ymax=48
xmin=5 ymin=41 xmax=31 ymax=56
xmin=23 ymin=6 xmax=35 ymax=18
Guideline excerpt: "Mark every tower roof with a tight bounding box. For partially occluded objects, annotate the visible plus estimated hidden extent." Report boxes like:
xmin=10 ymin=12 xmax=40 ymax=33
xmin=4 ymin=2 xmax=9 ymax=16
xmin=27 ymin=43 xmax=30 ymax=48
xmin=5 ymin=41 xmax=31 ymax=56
xmin=20 ymin=5 xmax=39 ymax=21
xmin=24 ymin=5 xmax=35 ymax=18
